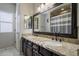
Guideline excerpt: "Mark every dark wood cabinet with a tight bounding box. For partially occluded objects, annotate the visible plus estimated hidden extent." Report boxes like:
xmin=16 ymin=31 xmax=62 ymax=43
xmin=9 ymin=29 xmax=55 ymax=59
xmin=23 ymin=41 xmax=32 ymax=56
xmin=21 ymin=37 xmax=33 ymax=56
xmin=39 ymin=46 xmax=53 ymax=56
xmin=32 ymin=43 xmax=42 ymax=56
xmin=21 ymin=37 xmax=25 ymax=54
xmin=39 ymin=46 xmax=60 ymax=56
xmin=21 ymin=37 xmax=62 ymax=56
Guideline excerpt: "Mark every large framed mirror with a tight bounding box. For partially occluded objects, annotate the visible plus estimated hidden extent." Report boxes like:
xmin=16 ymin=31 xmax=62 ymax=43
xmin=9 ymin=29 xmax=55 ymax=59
xmin=33 ymin=3 xmax=77 ymax=38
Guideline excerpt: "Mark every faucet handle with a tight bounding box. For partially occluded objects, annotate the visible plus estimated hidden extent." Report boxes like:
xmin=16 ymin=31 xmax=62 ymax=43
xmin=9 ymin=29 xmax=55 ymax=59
xmin=55 ymin=37 xmax=58 ymax=41
xmin=52 ymin=38 xmax=54 ymax=40
xmin=59 ymin=39 xmax=62 ymax=42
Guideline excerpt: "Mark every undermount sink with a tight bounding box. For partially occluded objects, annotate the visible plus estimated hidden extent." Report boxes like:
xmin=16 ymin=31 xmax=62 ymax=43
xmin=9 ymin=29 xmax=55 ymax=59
xmin=44 ymin=40 xmax=62 ymax=46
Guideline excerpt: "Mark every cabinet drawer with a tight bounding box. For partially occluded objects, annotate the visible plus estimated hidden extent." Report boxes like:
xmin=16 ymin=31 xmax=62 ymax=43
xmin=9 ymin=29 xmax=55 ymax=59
xmin=27 ymin=40 xmax=33 ymax=46
xmin=33 ymin=43 xmax=39 ymax=51
xmin=39 ymin=46 xmax=60 ymax=56
xmin=39 ymin=46 xmax=52 ymax=56
xmin=24 ymin=45 xmax=33 ymax=56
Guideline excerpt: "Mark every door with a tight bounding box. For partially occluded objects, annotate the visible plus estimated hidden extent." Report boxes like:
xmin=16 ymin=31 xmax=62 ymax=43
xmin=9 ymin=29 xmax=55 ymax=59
xmin=24 ymin=45 xmax=33 ymax=56
xmin=0 ymin=3 xmax=16 ymax=48
xmin=15 ymin=4 xmax=21 ymax=51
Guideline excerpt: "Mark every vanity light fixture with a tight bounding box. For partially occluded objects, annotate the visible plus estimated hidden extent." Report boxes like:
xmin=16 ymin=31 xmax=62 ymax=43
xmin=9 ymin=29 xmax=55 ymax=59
xmin=37 ymin=3 xmax=45 ymax=12
xmin=40 ymin=3 xmax=45 ymax=9
xmin=61 ymin=8 xmax=64 ymax=11
xmin=37 ymin=7 xmax=41 ymax=12
xmin=60 ymin=10 xmax=68 ymax=14
xmin=24 ymin=15 xmax=30 ymax=21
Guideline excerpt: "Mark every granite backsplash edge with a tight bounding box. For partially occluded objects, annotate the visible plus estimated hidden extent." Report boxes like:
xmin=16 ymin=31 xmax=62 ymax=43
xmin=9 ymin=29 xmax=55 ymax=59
xmin=32 ymin=33 xmax=79 ymax=44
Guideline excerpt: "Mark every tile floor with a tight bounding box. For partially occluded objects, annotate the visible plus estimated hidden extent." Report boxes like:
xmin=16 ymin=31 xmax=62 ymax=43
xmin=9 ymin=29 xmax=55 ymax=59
xmin=0 ymin=46 xmax=20 ymax=56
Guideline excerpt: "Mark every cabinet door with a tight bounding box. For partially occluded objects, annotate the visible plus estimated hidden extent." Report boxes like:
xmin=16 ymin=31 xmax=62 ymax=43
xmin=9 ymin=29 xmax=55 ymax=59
xmin=39 ymin=46 xmax=52 ymax=56
xmin=21 ymin=37 xmax=25 ymax=53
xmin=24 ymin=45 xmax=33 ymax=56
xmin=39 ymin=46 xmax=60 ymax=56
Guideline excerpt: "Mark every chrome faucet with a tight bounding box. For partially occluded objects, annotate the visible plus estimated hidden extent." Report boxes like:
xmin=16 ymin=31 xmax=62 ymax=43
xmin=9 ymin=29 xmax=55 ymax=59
xmin=54 ymin=33 xmax=62 ymax=42
xmin=54 ymin=33 xmax=58 ymax=41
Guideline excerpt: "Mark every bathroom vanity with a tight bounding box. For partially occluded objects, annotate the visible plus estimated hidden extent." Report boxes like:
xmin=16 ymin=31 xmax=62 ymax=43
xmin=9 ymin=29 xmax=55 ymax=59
xmin=21 ymin=37 xmax=61 ymax=56
xmin=21 ymin=34 xmax=79 ymax=56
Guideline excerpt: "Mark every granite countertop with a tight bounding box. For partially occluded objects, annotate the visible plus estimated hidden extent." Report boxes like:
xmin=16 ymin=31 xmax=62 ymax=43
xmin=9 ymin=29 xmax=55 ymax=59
xmin=22 ymin=34 xmax=79 ymax=56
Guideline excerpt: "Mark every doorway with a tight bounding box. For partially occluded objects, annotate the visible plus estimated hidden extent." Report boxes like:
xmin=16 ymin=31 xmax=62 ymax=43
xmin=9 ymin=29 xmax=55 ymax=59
xmin=0 ymin=3 xmax=16 ymax=48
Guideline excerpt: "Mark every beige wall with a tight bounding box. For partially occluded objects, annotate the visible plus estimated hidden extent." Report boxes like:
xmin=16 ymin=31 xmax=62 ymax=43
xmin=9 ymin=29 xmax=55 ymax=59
xmin=33 ymin=3 xmax=41 ymax=14
xmin=20 ymin=3 xmax=34 ymax=34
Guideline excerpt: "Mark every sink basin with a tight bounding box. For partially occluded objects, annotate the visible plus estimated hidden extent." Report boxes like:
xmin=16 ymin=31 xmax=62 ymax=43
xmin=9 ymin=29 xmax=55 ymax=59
xmin=44 ymin=40 xmax=62 ymax=46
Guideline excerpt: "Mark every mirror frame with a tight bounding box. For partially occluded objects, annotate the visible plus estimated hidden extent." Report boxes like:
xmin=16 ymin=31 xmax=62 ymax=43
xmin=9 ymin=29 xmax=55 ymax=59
xmin=32 ymin=3 xmax=77 ymax=39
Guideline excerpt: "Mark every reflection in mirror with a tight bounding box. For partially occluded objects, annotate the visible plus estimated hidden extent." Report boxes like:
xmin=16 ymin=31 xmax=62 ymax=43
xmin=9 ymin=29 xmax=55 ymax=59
xmin=24 ymin=15 xmax=32 ymax=29
xmin=34 ymin=11 xmax=50 ymax=32
xmin=34 ymin=15 xmax=40 ymax=31
xmin=40 ymin=12 xmax=50 ymax=32
xmin=50 ymin=3 xmax=72 ymax=34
